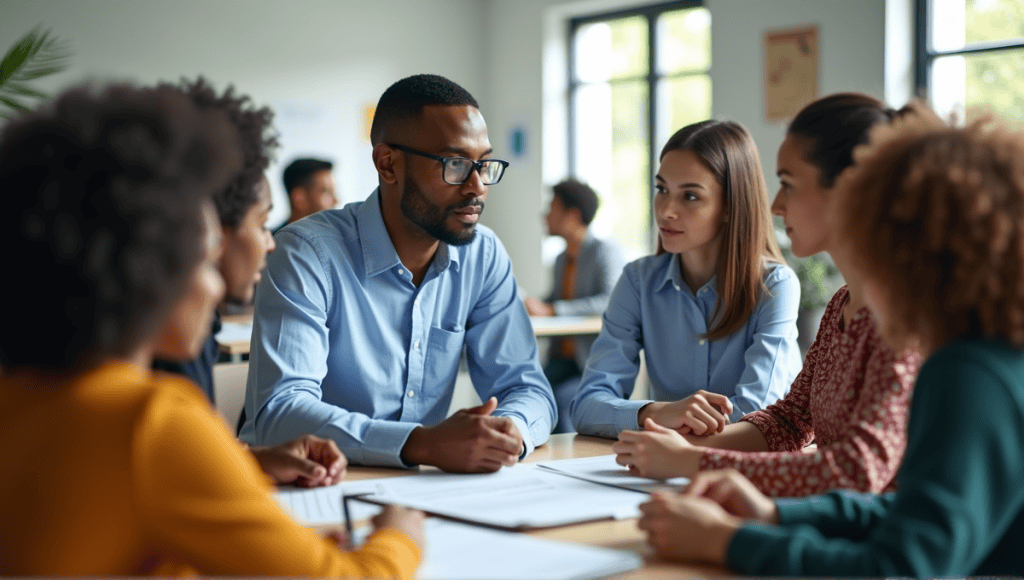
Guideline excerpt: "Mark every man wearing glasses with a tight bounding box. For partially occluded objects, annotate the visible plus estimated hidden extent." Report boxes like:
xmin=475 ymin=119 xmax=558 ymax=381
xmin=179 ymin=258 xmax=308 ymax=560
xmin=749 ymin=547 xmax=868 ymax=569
xmin=240 ymin=74 xmax=556 ymax=472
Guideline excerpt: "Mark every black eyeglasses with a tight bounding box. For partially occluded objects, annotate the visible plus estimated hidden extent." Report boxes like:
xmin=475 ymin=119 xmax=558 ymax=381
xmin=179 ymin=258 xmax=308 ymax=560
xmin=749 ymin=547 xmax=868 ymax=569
xmin=387 ymin=143 xmax=509 ymax=185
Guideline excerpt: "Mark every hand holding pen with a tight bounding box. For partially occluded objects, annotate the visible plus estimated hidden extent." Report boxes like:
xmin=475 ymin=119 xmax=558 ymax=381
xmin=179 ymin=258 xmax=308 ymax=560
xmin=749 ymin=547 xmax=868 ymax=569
xmin=340 ymin=494 xmax=426 ymax=553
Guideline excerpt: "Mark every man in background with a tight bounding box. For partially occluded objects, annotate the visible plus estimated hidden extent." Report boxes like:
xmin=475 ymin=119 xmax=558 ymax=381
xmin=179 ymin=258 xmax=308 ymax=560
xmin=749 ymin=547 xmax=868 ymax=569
xmin=279 ymin=157 xmax=337 ymax=230
xmin=525 ymin=179 xmax=625 ymax=433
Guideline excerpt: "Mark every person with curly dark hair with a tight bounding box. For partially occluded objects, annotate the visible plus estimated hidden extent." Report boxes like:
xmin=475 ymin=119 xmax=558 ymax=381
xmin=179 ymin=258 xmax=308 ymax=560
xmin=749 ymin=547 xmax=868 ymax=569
xmin=240 ymin=74 xmax=557 ymax=472
xmin=632 ymin=104 xmax=1024 ymax=576
xmin=151 ymin=77 xmax=349 ymax=488
xmin=0 ymin=83 xmax=424 ymax=577
xmin=152 ymin=77 xmax=277 ymax=404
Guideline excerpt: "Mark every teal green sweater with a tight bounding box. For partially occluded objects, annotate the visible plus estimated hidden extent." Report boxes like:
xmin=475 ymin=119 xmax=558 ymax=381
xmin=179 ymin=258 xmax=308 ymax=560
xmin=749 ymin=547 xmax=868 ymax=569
xmin=727 ymin=339 xmax=1024 ymax=576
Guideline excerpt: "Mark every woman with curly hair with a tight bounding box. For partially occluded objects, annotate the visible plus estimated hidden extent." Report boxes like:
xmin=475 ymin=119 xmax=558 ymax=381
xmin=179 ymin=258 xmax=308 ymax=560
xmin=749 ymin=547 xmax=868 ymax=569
xmin=612 ymin=94 xmax=922 ymax=498
xmin=0 ymin=83 xmax=423 ymax=577
xmin=150 ymin=78 xmax=342 ymax=488
xmin=635 ymin=104 xmax=1024 ymax=576
xmin=153 ymin=77 xmax=277 ymax=405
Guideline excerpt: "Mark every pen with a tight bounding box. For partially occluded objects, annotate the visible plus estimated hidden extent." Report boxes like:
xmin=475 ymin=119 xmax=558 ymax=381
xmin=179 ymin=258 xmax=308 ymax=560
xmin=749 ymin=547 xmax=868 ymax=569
xmin=341 ymin=492 xmax=376 ymax=550
xmin=341 ymin=493 xmax=354 ymax=550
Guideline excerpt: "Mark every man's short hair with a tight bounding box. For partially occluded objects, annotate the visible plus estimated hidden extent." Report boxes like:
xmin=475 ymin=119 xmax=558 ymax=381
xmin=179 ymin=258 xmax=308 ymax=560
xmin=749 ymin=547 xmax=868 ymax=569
xmin=370 ymin=74 xmax=479 ymax=145
xmin=0 ymin=84 xmax=241 ymax=372
xmin=552 ymin=179 xmax=600 ymax=225
xmin=163 ymin=77 xmax=278 ymax=228
xmin=283 ymin=157 xmax=334 ymax=193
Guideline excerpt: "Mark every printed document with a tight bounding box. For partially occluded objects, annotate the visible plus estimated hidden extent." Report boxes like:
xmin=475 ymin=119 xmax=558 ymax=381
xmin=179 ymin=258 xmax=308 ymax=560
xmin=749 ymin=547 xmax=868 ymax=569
xmin=536 ymin=454 xmax=690 ymax=493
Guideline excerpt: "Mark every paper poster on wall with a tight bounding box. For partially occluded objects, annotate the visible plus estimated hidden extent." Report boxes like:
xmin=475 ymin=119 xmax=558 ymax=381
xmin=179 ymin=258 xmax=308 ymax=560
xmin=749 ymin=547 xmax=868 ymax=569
xmin=363 ymin=104 xmax=375 ymax=142
xmin=764 ymin=25 xmax=819 ymax=122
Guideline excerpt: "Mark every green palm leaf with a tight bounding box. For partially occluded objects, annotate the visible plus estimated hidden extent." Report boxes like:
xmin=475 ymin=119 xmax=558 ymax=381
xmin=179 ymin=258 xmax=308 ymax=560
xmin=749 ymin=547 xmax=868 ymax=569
xmin=0 ymin=26 xmax=72 ymax=120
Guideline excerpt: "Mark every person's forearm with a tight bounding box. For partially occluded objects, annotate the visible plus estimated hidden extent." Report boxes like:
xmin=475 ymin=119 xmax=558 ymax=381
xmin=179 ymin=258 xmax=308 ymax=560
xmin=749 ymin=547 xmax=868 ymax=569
xmin=686 ymin=421 xmax=770 ymax=452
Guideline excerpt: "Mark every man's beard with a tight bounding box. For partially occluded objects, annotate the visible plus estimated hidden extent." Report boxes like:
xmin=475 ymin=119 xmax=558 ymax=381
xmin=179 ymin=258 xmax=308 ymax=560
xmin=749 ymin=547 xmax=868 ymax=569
xmin=400 ymin=173 xmax=483 ymax=246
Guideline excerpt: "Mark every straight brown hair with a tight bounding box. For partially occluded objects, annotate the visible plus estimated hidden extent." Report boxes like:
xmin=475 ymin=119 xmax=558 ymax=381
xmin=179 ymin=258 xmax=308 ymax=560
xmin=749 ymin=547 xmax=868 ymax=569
xmin=658 ymin=120 xmax=784 ymax=341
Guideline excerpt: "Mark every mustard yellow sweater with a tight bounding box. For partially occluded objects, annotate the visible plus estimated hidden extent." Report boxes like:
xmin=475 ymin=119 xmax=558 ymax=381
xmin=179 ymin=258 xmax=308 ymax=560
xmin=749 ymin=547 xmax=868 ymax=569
xmin=0 ymin=361 xmax=420 ymax=577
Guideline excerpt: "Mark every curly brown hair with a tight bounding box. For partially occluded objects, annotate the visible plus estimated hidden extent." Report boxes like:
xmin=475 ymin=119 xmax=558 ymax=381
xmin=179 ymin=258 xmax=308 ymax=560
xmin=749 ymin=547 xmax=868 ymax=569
xmin=0 ymin=83 xmax=241 ymax=372
xmin=831 ymin=104 xmax=1024 ymax=353
xmin=164 ymin=77 xmax=278 ymax=228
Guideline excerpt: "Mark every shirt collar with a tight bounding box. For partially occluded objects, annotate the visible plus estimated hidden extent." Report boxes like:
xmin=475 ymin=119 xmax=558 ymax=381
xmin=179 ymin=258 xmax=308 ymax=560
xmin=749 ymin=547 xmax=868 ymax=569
xmin=656 ymin=253 xmax=717 ymax=297
xmin=356 ymin=188 xmax=460 ymax=278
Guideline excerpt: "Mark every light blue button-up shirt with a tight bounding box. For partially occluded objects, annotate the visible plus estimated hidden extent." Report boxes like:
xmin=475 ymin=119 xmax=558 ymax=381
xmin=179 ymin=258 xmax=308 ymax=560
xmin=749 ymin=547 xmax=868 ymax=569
xmin=239 ymin=189 xmax=556 ymax=467
xmin=570 ymin=253 xmax=801 ymax=438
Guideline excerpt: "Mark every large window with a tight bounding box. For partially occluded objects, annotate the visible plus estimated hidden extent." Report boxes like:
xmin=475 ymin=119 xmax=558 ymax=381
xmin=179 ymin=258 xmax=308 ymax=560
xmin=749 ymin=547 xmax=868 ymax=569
xmin=916 ymin=0 xmax=1024 ymax=122
xmin=569 ymin=1 xmax=711 ymax=259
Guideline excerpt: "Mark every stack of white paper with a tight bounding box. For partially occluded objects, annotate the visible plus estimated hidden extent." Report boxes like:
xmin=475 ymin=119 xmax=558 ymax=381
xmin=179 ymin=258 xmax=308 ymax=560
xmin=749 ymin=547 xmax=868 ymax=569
xmin=536 ymin=454 xmax=690 ymax=493
xmin=274 ymin=458 xmax=669 ymax=579
xmin=350 ymin=519 xmax=642 ymax=580
xmin=274 ymin=480 xmax=383 ymax=525
xmin=360 ymin=463 xmax=646 ymax=529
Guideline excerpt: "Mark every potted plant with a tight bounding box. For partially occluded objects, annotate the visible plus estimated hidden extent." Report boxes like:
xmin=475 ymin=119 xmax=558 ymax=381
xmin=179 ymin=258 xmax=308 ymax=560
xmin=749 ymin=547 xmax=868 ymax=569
xmin=1 ymin=26 xmax=72 ymax=121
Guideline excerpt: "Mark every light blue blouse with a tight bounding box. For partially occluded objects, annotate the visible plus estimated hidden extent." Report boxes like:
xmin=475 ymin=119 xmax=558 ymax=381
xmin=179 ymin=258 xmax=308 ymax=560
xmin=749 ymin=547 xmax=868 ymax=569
xmin=570 ymin=253 xmax=802 ymax=438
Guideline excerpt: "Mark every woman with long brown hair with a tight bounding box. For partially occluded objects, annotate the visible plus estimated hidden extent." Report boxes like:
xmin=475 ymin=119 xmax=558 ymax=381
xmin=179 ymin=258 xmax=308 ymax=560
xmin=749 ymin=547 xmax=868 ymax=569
xmin=571 ymin=120 xmax=801 ymax=439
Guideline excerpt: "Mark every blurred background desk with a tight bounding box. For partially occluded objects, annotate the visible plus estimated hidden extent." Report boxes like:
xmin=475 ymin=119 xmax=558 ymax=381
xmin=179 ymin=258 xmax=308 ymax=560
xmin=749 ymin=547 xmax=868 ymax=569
xmin=215 ymin=314 xmax=605 ymax=362
xmin=529 ymin=315 xmax=602 ymax=337
xmin=217 ymin=313 xmax=255 ymax=362
xmin=212 ymin=314 xmax=617 ymax=426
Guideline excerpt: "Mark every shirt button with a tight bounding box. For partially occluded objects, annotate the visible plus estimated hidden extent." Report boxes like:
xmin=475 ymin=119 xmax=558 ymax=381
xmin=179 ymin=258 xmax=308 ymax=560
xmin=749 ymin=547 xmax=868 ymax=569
xmin=407 ymin=391 xmax=415 ymax=398
xmin=414 ymin=340 xmax=420 ymax=350
xmin=698 ymin=339 xmax=706 ymax=345
xmin=398 ymin=268 xmax=405 ymax=276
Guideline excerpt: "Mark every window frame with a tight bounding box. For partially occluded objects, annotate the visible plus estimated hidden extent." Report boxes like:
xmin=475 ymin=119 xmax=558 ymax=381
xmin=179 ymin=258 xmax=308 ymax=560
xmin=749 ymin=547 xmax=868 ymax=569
xmin=567 ymin=0 xmax=707 ymax=187
xmin=913 ymin=0 xmax=1024 ymax=98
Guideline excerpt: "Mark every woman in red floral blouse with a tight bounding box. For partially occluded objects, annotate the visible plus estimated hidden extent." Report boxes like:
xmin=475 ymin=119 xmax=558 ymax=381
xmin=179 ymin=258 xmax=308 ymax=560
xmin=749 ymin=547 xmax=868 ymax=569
xmin=612 ymin=93 xmax=921 ymax=497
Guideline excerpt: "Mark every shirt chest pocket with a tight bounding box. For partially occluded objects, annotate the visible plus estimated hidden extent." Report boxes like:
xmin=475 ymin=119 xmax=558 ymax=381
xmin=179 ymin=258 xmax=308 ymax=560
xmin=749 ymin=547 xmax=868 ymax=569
xmin=424 ymin=325 xmax=466 ymax=389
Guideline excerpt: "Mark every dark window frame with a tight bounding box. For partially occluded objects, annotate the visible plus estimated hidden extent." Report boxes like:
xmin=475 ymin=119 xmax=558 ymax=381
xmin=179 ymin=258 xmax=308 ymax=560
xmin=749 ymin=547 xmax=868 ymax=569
xmin=567 ymin=0 xmax=707 ymax=179
xmin=914 ymin=0 xmax=1024 ymax=97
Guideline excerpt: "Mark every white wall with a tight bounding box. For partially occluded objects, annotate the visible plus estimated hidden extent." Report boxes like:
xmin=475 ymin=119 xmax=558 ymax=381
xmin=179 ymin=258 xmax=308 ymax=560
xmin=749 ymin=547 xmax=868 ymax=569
xmin=1 ymin=0 xmax=488 ymax=228
xmin=4 ymin=0 xmax=898 ymax=291
xmin=484 ymin=0 xmax=890 ymax=297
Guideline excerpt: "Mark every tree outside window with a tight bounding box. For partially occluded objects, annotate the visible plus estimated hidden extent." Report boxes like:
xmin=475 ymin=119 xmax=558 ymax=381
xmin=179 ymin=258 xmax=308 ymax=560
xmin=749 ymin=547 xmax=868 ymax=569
xmin=918 ymin=0 xmax=1024 ymax=124
xmin=569 ymin=2 xmax=710 ymax=260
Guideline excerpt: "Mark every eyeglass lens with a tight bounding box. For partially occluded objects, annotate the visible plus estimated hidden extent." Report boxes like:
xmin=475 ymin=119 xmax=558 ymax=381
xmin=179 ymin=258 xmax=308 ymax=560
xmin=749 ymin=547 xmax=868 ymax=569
xmin=443 ymin=158 xmax=505 ymax=185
